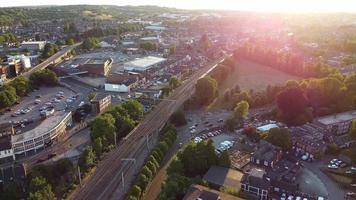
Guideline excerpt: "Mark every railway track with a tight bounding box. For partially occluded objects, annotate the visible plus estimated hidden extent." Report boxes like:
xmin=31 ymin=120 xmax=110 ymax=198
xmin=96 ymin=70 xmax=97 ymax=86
xmin=70 ymin=56 xmax=226 ymax=200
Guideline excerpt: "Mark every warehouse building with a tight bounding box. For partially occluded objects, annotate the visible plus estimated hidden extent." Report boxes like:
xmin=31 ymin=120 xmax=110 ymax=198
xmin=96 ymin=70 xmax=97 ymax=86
xmin=124 ymin=56 xmax=166 ymax=72
xmin=79 ymin=58 xmax=113 ymax=77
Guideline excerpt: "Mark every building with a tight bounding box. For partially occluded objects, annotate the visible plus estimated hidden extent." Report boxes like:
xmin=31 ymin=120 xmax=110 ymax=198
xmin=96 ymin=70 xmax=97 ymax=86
xmin=203 ymin=165 xmax=243 ymax=190
xmin=124 ymin=56 xmax=166 ymax=72
xmin=0 ymin=164 xmax=27 ymax=184
xmin=105 ymin=72 xmax=146 ymax=93
xmin=139 ymin=36 xmax=161 ymax=44
xmin=7 ymin=54 xmax=31 ymax=69
xmin=183 ymin=184 xmax=243 ymax=200
xmin=250 ymin=141 xmax=282 ymax=168
xmin=257 ymin=123 xmax=279 ymax=132
xmin=0 ymin=123 xmax=15 ymax=164
xmin=91 ymin=94 xmax=112 ymax=114
xmin=12 ymin=112 xmax=72 ymax=158
xmin=241 ymin=168 xmax=270 ymax=200
xmin=290 ymin=123 xmax=328 ymax=159
xmin=316 ymin=110 xmax=356 ymax=135
xmin=20 ymin=41 xmax=46 ymax=51
xmin=144 ymin=25 xmax=167 ymax=31
xmin=79 ymin=58 xmax=113 ymax=77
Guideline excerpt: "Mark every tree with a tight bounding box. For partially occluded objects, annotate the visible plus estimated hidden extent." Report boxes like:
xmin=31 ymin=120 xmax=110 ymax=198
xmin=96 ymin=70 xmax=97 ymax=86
xmin=130 ymin=185 xmax=142 ymax=198
xmin=195 ymin=76 xmax=218 ymax=105
xmin=218 ymin=151 xmax=231 ymax=167
xmin=79 ymin=146 xmax=96 ymax=172
xmin=350 ymin=119 xmax=356 ymax=140
xmin=29 ymin=69 xmax=59 ymax=87
xmin=65 ymin=38 xmax=75 ymax=45
xmin=91 ymin=113 xmax=116 ymax=144
xmin=141 ymin=166 xmax=153 ymax=180
xmin=121 ymin=100 xmax=143 ymax=121
xmin=88 ymin=92 xmax=97 ymax=101
xmin=224 ymin=117 xmax=236 ymax=131
xmin=169 ymin=76 xmax=180 ymax=89
xmin=200 ymin=34 xmax=212 ymax=50
xmin=41 ymin=43 xmax=58 ymax=59
xmin=140 ymin=42 xmax=156 ymax=51
xmin=169 ymin=45 xmax=176 ymax=55
xmin=167 ymin=157 xmax=183 ymax=176
xmin=82 ymin=37 xmax=99 ymax=50
xmin=28 ymin=176 xmax=55 ymax=200
xmin=266 ymin=128 xmax=292 ymax=151
xmin=170 ymin=110 xmax=187 ymax=126
xmin=93 ymin=137 xmax=103 ymax=158
xmin=276 ymin=86 xmax=308 ymax=125
xmin=10 ymin=76 xmax=29 ymax=96
xmin=233 ymin=100 xmax=249 ymax=121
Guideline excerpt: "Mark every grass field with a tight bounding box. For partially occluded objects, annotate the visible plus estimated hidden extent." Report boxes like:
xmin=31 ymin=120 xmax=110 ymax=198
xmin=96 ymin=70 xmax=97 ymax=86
xmin=208 ymin=59 xmax=300 ymax=110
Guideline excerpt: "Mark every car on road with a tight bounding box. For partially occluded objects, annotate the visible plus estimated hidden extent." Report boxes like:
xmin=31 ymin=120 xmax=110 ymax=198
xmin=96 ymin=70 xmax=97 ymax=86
xmin=328 ymin=164 xmax=338 ymax=169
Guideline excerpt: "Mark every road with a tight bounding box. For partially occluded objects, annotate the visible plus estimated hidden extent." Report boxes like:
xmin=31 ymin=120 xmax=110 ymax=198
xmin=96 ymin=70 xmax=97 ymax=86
xmin=69 ymin=56 xmax=228 ymax=200
xmin=5 ymin=43 xmax=81 ymax=84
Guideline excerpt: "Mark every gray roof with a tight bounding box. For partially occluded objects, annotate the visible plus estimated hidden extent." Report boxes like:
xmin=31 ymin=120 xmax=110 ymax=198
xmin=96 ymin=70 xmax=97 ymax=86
xmin=203 ymin=165 xmax=243 ymax=188
xmin=317 ymin=110 xmax=356 ymax=125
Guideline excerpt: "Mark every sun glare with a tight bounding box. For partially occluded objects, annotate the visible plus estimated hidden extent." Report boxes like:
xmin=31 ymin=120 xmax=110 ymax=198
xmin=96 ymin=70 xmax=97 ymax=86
xmin=170 ymin=0 xmax=356 ymax=13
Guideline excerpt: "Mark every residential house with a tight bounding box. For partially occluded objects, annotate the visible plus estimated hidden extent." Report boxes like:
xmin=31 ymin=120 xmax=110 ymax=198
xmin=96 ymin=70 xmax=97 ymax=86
xmin=250 ymin=141 xmax=282 ymax=168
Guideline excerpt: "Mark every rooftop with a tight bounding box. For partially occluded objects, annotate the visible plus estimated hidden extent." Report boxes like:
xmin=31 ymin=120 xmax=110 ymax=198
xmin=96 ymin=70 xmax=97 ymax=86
xmin=183 ymin=184 xmax=243 ymax=200
xmin=203 ymin=165 xmax=243 ymax=189
xmin=317 ymin=110 xmax=356 ymax=125
xmin=252 ymin=140 xmax=281 ymax=162
xmin=85 ymin=58 xmax=112 ymax=65
xmin=257 ymin=123 xmax=279 ymax=132
xmin=140 ymin=36 xmax=159 ymax=41
xmin=12 ymin=112 xmax=71 ymax=143
xmin=124 ymin=56 xmax=166 ymax=69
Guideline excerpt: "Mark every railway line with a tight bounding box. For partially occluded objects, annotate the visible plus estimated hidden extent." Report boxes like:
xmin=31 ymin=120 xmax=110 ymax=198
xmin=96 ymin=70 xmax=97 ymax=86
xmin=70 ymin=56 xmax=227 ymax=200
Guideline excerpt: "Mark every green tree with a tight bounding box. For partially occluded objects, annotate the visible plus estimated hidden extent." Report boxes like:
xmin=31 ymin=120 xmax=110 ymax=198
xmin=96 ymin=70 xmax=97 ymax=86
xmin=218 ymin=151 xmax=231 ymax=167
xmin=121 ymin=100 xmax=144 ymax=121
xmin=140 ymin=42 xmax=157 ymax=51
xmin=82 ymin=37 xmax=99 ymax=50
xmin=170 ymin=110 xmax=187 ymax=126
xmin=169 ymin=76 xmax=180 ymax=89
xmin=79 ymin=146 xmax=96 ymax=172
xmin=130 ymin=185 xmax=142 ymax=198
xmin=195 ymin=76 xmax=218 ymax=105
xmin=93 ymin=137 xmax=103 ymax=158
xmin=91 ymin=113 xmax=116 ymax=144
xmin=266 ymin=128 xmax=292 ymax=151
xmin=41 ymin=43 xmax=58 ymax=59
xmin=88 ymin=92 xmax=97 ymax=101
xmin=10 ymin=76 xmax=29 ymax=96
xmin=233 ymin=100 xmax=249 ymax=121
xmin=28 ymin=176 xmax=55 ymax=200
xmin=65 ymin=38 xmax=75 ymax=45
xmin=167 ymin=157 xmax=183 ymax=176
xmin=141 ymin=166 xmax=153 ymax=180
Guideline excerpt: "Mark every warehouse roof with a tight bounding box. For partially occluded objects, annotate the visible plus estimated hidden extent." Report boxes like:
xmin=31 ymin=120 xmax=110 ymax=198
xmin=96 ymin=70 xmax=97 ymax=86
xmin=124 ymin=56 xmax=166 ymax=71
xmin=317 ymin=110 xmax=356 ymax=125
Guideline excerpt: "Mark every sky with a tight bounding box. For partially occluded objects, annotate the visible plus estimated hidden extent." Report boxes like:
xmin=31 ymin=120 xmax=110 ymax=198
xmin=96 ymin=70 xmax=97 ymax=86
xmin=1 ymin=0 xmax=356 ymax=13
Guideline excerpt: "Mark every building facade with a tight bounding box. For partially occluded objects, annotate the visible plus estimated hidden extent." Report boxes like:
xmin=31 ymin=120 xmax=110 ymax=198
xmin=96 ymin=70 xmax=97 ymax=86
xmin=12 ymin=112 xmax=72 ymax=157
xmin=91 ymin=94 xmax=112 ymax=114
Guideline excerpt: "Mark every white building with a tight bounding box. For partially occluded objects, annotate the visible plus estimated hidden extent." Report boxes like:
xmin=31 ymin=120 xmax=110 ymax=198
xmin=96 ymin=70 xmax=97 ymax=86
xmin=105 ymin=83 xmax=130 ymax=93
xmin=7 ymin=54 xmax=31 ymax=68
xmin=12 ymin=112 xmax=72 ymax=157
xmin=144 ymin=26 xmax=166 ymax=31
xmin=21 ymin=41 xmax=47 ymax=51
xmin=140 ymin=36 xmax=161 ymax=44
xmin=124 ymin=56 xmax=166 ymax=72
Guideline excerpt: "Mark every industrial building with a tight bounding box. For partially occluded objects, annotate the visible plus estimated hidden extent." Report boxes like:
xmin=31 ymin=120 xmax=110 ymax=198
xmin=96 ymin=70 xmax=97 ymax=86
xmin=124 ymin=56 xmax=166 ymax=72
xmin=79 ymin=58 xmax=113 ymax=77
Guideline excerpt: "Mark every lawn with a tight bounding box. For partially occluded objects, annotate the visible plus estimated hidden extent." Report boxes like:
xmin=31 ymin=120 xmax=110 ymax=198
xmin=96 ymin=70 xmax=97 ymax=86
xmin=208 ymin=59 xmax=300 ymax=110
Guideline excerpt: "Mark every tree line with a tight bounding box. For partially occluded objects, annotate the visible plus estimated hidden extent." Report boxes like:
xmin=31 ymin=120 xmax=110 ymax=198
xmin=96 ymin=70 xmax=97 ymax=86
xmin=79 ymin=100 xmax=143 ymax=173
xmin=126 ymin=125 xmax=177 ymax=200
xmin=0 ymin=69 xmax=58 ymax=110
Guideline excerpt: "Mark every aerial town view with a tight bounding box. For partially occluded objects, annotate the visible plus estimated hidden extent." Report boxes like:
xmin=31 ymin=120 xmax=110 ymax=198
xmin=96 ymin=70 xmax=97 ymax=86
xmin=0 ymin=0 xmax=356 ymax=200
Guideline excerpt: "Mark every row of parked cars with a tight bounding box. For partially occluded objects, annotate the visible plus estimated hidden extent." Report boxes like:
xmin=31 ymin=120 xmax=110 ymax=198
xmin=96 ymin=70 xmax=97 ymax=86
xmin=193 ymin=130 xmax=223 ymax=143
xmin=327 ymin=158 xmax=346 ymax=169
xmin=216 ymin=140 xmax=234 ymax=154
xmin=280 ymin=193 xmax=325 ymax=200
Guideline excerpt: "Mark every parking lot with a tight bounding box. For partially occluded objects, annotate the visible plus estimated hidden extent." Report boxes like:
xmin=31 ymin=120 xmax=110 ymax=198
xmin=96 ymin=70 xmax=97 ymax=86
xmin=0 ymin=87 xmax=80 ymax=134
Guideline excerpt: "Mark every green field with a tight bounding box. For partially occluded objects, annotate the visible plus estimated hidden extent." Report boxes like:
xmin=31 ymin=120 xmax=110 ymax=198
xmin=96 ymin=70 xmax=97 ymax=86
xmin=208 ymin=59 xmax=300 ymax=110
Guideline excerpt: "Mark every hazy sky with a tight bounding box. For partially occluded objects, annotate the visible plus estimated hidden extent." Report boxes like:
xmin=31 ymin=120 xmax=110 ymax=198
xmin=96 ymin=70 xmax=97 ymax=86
xmin=2 ymin=0 xmax=356 ymax=12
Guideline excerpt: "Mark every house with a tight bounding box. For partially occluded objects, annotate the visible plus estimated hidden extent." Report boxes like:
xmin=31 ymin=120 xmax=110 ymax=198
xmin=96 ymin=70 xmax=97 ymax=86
xmin=91 ymin=94 xmax=112 ymax=114
xmin=241 ymin=168 xmax=270 ymax=200
xmin=203 ymin=165 xmax=244 ymax=190
xmin=183 ymin=184 xmax=243 ymax=200
xmin=250 ymin=141 xmax=282 ymax=168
